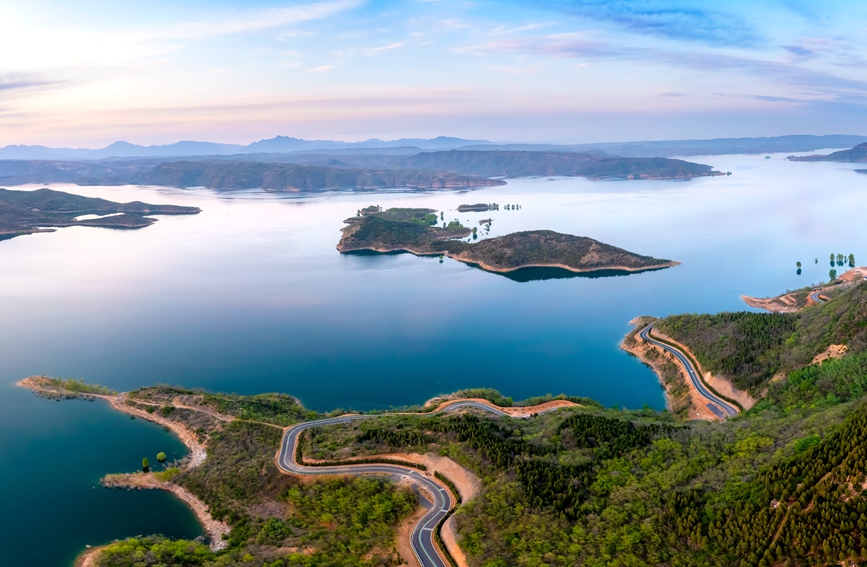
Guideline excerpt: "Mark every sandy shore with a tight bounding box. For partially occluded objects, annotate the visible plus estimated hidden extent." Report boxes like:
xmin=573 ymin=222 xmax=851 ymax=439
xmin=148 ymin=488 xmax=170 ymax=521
xmin=22 ymin=375 xmax=571 ymax=567
xmin=621 ymin=326 xmax=720 ymax=421
xmin=73 ymin=546 xmax=106 ymax=567
xmin=744 ymin=266 xmax=867 ymax=313
xmin=17 ymin=377 xmax=225 ymax=555
xmin=102 ymin=473 xmax=229 ymax=550
xmin=742 ymin=292 xmax=806 ymax=313
xmin=337 ymin=239 xmax=679 ymax=275
xmin=447 ymin=255 xmax=680 ymax=275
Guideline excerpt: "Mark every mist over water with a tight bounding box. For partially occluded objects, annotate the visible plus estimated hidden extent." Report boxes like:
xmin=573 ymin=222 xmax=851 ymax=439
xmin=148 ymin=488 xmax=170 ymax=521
xmin=1 ymin=151 xmax=865 ymax=564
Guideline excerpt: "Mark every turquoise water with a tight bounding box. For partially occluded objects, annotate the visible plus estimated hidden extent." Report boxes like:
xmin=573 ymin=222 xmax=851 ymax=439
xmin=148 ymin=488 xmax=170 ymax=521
xmin=1 ymin=151 xmax=865 ymax=564
xmin=0 ymin=382 xmax=200 ymax=566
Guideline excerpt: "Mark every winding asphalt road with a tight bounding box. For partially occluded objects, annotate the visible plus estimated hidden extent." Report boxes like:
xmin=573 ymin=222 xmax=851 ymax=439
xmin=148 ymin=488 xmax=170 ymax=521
xmin=809 ymin=291 xmax=826 ymax=304
xmin=639 ymin=324 xmax=738 ymax=419
xmin=276 ymin=401 xmax=514 ymax=567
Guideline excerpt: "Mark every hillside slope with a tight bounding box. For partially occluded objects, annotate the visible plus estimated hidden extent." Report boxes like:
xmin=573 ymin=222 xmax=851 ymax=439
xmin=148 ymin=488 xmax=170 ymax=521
xmin=0 ymin=187 xmax=199 ymax=238
xmin=788 ymin=143 xmax=867 ymax=162
xmin=656 ymin=281 xmax=867 ymax=394
xmin=0 ymin=160 xmax=505 ymax=191
xmin=338 ymin=207 xmax=676 ymax=274
xmin=389 ymin=150 xmax=724 ymax=179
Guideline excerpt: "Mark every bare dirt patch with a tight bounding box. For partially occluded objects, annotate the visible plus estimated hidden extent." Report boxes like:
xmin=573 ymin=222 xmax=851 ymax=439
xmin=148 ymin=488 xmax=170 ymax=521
xmin=428 ymin=397 xmax=581 ymax=418
xmin=74 ymin=546 xmax=106 ymax=567
xmin=742 ymin=292 xmax=804 ymax=313
xmin=812 ymin=344 xmax=848 ymax=365
xmin=839 ymin=266 xmax=867 ymax=282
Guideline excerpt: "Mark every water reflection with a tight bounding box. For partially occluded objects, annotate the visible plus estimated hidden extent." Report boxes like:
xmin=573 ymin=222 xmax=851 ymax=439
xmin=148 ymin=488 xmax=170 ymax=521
xmin=344 ymin=250 xmax=674 ymax=282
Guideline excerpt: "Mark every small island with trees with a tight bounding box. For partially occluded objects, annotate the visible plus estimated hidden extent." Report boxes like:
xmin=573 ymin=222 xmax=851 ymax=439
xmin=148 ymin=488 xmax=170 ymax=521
xmin=338 ymin=206 xmax=678 ymax=275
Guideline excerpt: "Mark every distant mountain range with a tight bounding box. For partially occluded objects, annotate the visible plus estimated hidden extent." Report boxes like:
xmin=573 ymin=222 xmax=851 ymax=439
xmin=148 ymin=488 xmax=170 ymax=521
xmin=2 ymin=134 xmax=865 ymax=161
xmin=0 ymin=136 xmax=492 ymax=161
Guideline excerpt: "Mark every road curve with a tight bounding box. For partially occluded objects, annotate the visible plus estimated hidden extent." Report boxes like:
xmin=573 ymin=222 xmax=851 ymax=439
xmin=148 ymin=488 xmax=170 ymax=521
xmin=809 ymin=291 xmax=825 ymax=304
xmin=276 ymin=401 xmax=517 ymax=567
xmin=639 ymin=324 xmax=738 ymax=418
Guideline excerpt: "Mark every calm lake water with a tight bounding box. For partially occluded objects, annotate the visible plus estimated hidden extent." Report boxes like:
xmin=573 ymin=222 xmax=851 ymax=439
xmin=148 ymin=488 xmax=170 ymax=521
xmin=1 ymin=151 xmax=865 ymax=565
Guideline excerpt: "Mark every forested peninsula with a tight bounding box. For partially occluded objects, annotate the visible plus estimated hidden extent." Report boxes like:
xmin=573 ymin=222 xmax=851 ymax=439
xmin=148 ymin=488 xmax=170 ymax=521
xmin=0 ymin=150 xmax=724 ymax=191
xmin=788 ymin=142 xmax=867 ymax=162
xmin=23 ymin=311 xmax=867 ymax=567
xmin=0 ymin=187 xmax=200 ymax=240
xmin=388 ymin=150 xmax=725 ymax=179
xmin=338 ymin=206 xmax=677 ymax=275
xmin=0 ymin=161 xmax=504 ymax=191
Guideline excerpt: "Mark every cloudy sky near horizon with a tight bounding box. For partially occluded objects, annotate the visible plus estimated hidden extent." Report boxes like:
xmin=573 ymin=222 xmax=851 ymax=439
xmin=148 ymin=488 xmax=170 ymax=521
xmin=3 ymin=0 xmax=867 ymax=146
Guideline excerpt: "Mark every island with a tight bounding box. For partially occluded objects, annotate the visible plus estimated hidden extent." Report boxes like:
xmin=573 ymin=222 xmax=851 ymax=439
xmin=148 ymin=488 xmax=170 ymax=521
xmin=456 ymin=203 xmax=498 ymax=212
xmin=787 ymin=142 xmax=867 ymax=162
xmin=338 ymin=206 xmax=678 ymax=275
xmin=0 ymin=187 xmax=200 ymax=240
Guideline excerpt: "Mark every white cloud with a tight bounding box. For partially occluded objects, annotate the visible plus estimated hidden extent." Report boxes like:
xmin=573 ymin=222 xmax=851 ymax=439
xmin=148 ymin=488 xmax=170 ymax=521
xmin=370 ymin=42 xmax=405 ymax=52
xmin=307 ymin=65 xmax=334 ymax=72
xmin=0 ymin=0 xmax=363 ymax=71
xmin=166 ymin=0 xmax=365 ymax=40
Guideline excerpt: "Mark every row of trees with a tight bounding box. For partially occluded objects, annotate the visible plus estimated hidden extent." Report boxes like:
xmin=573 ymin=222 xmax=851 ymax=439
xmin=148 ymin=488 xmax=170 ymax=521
xmin=141 ymin=452 xmax=167 ymax=472
xmin=669 ymin=403 xmax=867 ymax=566
xmin=658 ymin=312 xmax=797 ymax=390
xmin=830 ymin=253 xmax=856 ymax=267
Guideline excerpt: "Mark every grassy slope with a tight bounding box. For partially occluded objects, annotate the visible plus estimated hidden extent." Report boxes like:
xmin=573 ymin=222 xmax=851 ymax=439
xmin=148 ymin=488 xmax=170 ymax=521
xmin=341 ymin=208 xmax=672 ymax=271
xmin=656 ymin=281 xmax=867 ymax=393
xmin=445 ymin=230 xmax=672 ymax=271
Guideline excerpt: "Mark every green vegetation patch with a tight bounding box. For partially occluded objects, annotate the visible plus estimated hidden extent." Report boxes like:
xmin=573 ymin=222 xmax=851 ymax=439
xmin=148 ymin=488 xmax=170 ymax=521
xmin=657 ymin=281 xmax=867 ymax=393
xmin=758 ymin=351 xmax=867 ymax=411
xmin=45 ymin=377 xmax=115 ymax=396
xmin=282 ymin=477 xmax=415 ymax=566
xmin=95 ymin=475 xmax=415 ymax=567
xmin=302 ymin=397 xmax=865 ymax=567
xmin=201 ymin=392 xmax=317 ymax=426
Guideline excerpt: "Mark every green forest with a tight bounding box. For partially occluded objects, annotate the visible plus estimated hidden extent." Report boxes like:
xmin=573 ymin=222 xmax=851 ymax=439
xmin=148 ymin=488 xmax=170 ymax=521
xmin=657 ymin=281 xmax=867 ymax=393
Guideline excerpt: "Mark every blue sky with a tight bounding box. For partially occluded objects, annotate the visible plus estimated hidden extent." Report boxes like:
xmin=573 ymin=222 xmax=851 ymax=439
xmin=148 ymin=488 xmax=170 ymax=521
xmin=2 ymin=0 xmax=867 ymax=145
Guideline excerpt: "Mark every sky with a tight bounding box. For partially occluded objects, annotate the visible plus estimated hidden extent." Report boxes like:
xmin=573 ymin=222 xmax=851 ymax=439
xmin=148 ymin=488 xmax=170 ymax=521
xmin=3 ymin=0 xmax=867 ymax=146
